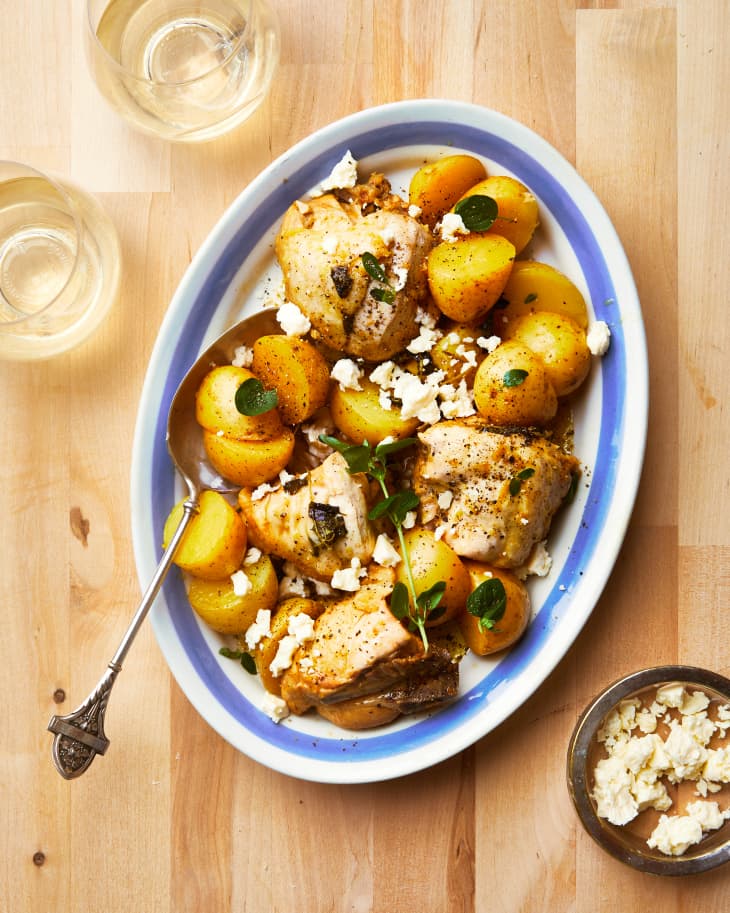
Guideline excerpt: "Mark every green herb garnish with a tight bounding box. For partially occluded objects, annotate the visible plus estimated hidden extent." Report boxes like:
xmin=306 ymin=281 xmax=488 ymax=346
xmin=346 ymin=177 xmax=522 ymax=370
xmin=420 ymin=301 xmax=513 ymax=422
xmin=503 ymin=368 xmax=528 ymax=388
xmin=362 ymin=252 xmax=397 ymax=305
xmin=467 ymin=577 xmax=507 ymax=631
xmin=308 ymin=502 xmax=347 ymax=547
xmin=319 ymin=434 xmax=442 ymax=651
xmin=454 ymin=194 xmax=499 ymax=231
xmin=509 ymin=466 xmax=535 ymax=496
xmin=524 ymin=292 xmax=538 ymax=304
xmin=235 ymin=378 xmax=278 ymax=416
xmin=219 ymin=646 xmax=257 ymax=675
xmin=362 ymin=252 xmax=389 ymax=283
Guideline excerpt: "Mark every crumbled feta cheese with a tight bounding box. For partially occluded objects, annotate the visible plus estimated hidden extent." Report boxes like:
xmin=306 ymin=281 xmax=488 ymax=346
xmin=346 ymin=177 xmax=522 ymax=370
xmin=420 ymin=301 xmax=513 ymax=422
xmin=477 ymin=335 xmax=501 ymax=353
xmin=439 ymin=212 xmax=469 ymax=242
xmin=587 ymin=320 xmax=611 ymax=356
xmin=250 ymin=480 xmax=279 ymax=501
xmin=318 ymin=150 xmax=358 ymax=191
xmin=408 ymin=204 xmax=422 ymax=219
xmin=245 ymin=609 xmax=272 ymax=650
xmin=686 ymin=799 xmax=729 ymax=832
xmin=331 ymin=358 xmax=363 ymax=391
xmin=647 ymin=814 xmax=703 ymax=856
xmin=392 ymin=265 xmax=409 ymax=291
xmin=378 ymin=389 xmax=393 ymax=411
xmin=288 ymin=612 xmax=315 ymax=645
xmin=437 ymin=490 xmax=454 ymax=510
xmin=369 ymin=359 xmax=397 ymax=387
xmin=392 ymin=370 xmax=444 ymax=423
xmin=406 ymin=324 xmax=442 ymax=354
xmin=703 ymin=747 xmax=730 ymax=783
xmin=373 ymin=533 xmax=401 ymax=568
xmin=277 ymin=301 xmax=311 ymax=336
xmin=243 ymin=547 xmax=262 ymax=566
xmin=278 ymin=575 xmax=308 ymax=599
xmin=261 ymin=692 xmax=289 ymax=723
xmin=438 ymin=380 xmax=475 ymax=419
xmin=331 ymin=557 xmax=367 ymax=591
xmin=433 ymin=523 xmax=448 ymax=541
xmin=402 ymin=510 xmax=417 ymax=529
xmin=230 ymin=569 xmax=252 ymax=597
xmin=269 ymin=635 xmax=299 ymax=678
xmin=522 ymin=540 xmax=552 ymax=577
xmin=415 ymin=305 xmax=438 ymax=328
xmin=231 ymin=344 xmax=254 ymax=367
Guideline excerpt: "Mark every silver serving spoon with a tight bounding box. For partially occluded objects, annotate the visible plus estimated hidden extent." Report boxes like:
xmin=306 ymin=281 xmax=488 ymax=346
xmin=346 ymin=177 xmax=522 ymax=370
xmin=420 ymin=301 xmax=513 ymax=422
xmin=48 ymin=308 xmax=280 ymax=779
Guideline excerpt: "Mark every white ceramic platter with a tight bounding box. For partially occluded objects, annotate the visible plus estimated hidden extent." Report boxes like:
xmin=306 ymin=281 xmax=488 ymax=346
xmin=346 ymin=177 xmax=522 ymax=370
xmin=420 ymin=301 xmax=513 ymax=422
xmin=131 ymin=100 xmax=647 ymax=784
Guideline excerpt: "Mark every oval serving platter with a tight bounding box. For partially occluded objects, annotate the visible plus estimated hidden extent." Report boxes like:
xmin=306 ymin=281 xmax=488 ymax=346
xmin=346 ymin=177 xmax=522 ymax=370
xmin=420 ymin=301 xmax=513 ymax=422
xmin=130 ymin=100 xmax=647 ymax=784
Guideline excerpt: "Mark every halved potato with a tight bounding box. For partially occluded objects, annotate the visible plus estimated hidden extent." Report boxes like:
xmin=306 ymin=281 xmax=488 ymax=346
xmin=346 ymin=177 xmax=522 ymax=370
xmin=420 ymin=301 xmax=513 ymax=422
xmin=251 ymin=335 xmax=330 ymax=425
xmin=162 ymin=490 xmax=247 ymax=580
xmin=187 ymin=553 xmax=279 ymax=634
xmin=456 ymin=175 xmax=539 ymax=255
xmin=409 ymin=154 xmax=488 ymax=227
xmin=330 ymin=377 xmax=419 ymax=445
xmin=459 ymin=561 xmax=531 ymax=655
xmin=195 ymin=365 xmax=283 ymax=440
xmin=472 ymin=339 xmax=557 ymax=426
xmin=395 ymin=528 xmax=471 ymax=627
xmin=503 ymin=311 xmax=591 ymax=397
xmin=496 ymin=260 xmax=588 ymax=330
xmin=427 ymin=234 xmax=515 ymax=322
xmin=203 ymin=429 xmax=295 ymax=487
xmin=254 ymin=597 xmax=324 ymax=696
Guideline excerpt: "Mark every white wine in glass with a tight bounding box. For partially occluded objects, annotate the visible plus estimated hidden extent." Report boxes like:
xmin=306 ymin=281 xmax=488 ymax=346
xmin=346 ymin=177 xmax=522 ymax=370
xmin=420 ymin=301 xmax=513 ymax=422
xmin=86 ymin=0 xmax=280 ymax=142
xmin=0 ymin=163 xmax=121 ymax=361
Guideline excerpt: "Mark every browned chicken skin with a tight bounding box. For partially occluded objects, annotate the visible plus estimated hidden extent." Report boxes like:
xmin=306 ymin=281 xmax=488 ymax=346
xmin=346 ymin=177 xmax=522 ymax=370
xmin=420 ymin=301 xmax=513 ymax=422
xmin=238 ymin=451 xmax=376 ymax=582
xmin=414 ymin=419 xmax=579 ymax=568
xmin=275 ymin=175 xmax=433 ymax=360
xmin=279 ymin=568 xmax=459 ymax=727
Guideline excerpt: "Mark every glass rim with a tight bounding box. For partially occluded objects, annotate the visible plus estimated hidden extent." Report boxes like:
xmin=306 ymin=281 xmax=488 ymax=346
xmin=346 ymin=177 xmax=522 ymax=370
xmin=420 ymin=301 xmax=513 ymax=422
xmin=85 ymin=0 xmax=254 ymax=89
xmin=0 ymin=161 xmax=85 ymax=329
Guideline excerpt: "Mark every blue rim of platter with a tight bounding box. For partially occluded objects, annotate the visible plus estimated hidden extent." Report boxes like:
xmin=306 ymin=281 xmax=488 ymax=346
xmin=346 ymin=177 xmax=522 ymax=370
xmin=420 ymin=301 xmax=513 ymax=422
xmin=131 ymin=100 xmax=647 ymax=783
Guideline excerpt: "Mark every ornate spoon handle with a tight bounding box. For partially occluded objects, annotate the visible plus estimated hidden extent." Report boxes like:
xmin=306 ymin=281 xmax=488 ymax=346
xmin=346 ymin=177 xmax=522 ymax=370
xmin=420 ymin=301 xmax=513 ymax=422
xmin=47 ymin=498 xmax=198 ymax=779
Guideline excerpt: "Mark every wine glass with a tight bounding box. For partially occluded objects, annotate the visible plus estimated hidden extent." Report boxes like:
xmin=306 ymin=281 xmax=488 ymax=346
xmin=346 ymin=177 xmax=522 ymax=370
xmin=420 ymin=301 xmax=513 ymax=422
xmin=85 ymin=0 xmax=280 ymax=142
xmin=0 ymin=162 xmax=121 ymax=361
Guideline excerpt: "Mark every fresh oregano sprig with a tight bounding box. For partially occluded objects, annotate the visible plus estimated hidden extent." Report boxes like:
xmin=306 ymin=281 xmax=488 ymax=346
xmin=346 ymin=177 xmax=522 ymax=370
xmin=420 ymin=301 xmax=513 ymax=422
xmin=319 ymin=434 xmax=443 ymax=651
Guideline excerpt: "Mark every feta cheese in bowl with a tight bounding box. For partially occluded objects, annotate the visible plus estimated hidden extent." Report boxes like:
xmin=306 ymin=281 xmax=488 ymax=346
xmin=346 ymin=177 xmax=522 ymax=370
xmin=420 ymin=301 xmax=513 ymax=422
xmin=567 ymin=665 xmax=730 ymax=875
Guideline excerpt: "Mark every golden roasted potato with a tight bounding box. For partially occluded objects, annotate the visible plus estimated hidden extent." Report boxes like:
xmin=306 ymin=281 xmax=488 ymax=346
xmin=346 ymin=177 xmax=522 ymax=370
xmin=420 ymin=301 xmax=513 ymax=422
xmin=195 ymin=365 xmax=283 ymax=440
xmin=251 ymin=334 xmax=330 ymax=425
xmin=254 ymin=597 xmax=324 ymax=696
xmin=203 ymin=428 xmax=295 ymax=487
xmin=503 ymin=311 xmax=591 ymax=397
xmin=456 ymin=175 xmax=539 ymax=255
xmin=427 ymin=234 xmax=515 ymax=322
xmin=459 ymin=561 xmax=531 ymax=655
xmin=395 ymin=528 xmax=471 ymax=627
xmin=429 ymin=322 xmax=485 ymax=385
xmin=162 ymin=490 xmax=247 ymax=580
xmin=496 ymin=260 xmax=588 ymax=330
xmin=409 ymin=154 xmax=488 ymax=227
xmin=187 ymin=553 xmax=278 ymax=634
xmin=330 ymin=377 xmax=419 ymax=445
xmin=472 ymin=339 xmax=558 ymax=426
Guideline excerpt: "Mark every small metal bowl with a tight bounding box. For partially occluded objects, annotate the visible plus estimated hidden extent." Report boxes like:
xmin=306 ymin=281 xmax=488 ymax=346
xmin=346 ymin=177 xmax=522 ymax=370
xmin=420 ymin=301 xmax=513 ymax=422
xmin=567 ymin=665 xmax=730 ymax=875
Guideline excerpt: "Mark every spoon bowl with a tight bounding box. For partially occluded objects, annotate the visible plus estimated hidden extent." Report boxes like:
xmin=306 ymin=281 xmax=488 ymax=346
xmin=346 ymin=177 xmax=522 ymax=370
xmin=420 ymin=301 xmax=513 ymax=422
xmin=48 ymin=307 xmax=280 ymax=778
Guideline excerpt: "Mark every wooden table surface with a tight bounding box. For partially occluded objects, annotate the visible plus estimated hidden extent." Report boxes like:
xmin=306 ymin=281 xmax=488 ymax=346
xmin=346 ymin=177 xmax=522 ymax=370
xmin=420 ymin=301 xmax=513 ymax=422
xmin=3 ymin=1 xmax=729 ymax=910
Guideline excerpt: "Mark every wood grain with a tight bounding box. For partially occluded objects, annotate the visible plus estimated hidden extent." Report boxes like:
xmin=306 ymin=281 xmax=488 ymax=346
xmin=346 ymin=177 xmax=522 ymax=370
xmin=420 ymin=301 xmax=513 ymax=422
xmin=2 ymin=2 xmax=729 ymax=911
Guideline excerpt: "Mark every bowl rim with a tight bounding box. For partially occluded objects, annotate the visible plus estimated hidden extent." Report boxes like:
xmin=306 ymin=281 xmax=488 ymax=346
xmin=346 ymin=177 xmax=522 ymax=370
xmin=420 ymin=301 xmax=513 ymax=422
xmin=567 ymin=664 xmax=730 ymax=875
